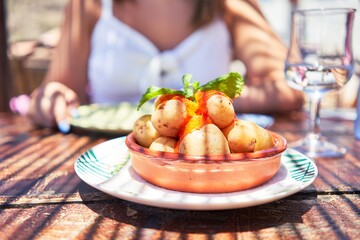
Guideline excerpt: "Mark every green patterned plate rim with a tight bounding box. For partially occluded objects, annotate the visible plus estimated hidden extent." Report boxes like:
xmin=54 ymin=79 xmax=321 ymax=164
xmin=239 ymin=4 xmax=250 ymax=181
xmin=74 ymin=137 xmax=318 ymax=210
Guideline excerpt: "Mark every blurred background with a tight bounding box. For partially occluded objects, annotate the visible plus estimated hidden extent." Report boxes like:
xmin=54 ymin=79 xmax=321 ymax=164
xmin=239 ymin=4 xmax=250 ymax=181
xmin=7 ymin=0 xmax=66 ymax=43
xmin=6 ymin=0 xmax=66 ymax=101
xmin=3 ymin=0 xmax=360 ymax=111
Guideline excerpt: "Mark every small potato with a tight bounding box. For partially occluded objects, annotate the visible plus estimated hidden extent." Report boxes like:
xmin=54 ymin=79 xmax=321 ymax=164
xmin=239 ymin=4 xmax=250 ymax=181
xmin=149 ymin=136 xmax=177 ymax=153
xmin=133 ymin=114 xmax=160 ymax=148
xmin=154 ymin=96 xmax=162 ymax=109
xmin=251 ymin=122 xmax=274 ymax=151
xmin=178 ymin=124 xmax=230 ymax=155
xmin=223 ymin=119 xmax=274 ymax=153
xmin=206 ymin=94 xmax=235 ymax=129
xmin=151 ymin=99 xmax=187 ymax=137
xmin=222 ymin=120 xmax=257 ymax=152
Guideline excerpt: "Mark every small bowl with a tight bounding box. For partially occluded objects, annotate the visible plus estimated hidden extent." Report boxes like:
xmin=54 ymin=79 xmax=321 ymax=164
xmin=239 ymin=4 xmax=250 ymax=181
xmin=125 ymin=131 xmax=287 ymax=193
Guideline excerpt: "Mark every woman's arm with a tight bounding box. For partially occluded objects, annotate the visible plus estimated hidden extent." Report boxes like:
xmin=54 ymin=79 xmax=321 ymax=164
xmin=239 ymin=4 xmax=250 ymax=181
xmin=27 ymin=0 xmax=101 ymax=127
xmin=225 ymin=0 xmax=304 ymax=113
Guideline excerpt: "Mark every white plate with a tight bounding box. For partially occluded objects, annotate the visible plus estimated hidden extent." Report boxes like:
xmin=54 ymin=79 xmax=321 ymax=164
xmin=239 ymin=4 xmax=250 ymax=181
xmin=69 ymin=102 xmax=153 ymax=134
xmin=236 ymin=114 xmax=274 ymax=129
xmin=74 ymin=137 xmax=317 ymax=210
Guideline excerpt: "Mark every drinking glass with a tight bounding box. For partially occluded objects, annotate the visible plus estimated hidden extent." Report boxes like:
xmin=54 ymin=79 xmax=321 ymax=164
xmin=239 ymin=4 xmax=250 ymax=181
xmin=285 ymin=8 xmax=356 ymax=158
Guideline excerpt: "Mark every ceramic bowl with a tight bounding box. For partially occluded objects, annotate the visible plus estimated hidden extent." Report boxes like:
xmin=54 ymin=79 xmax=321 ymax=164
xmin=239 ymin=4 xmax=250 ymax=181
xmin=125 ymin=131 xmax=287 ymax=193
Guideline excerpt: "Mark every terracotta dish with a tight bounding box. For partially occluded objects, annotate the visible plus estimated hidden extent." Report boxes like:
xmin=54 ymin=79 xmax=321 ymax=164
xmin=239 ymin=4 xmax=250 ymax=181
xmin=125 ymin=131 xmax=287 ymax=193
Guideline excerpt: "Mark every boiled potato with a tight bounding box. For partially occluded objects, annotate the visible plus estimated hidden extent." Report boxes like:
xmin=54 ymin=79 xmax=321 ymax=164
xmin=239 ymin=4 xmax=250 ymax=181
xmin=133 ymin=114 xmax=160 ymax=148
xmin=222 ymin=120 xmax=257 ymax=152
xmin=178 ymin=124 xmax=230 ymax=155
xmin=251 ymin=122 xmax=274 ymax=151
xmin=151 ymin=99 xmax=187 ymax=137
xmin=206 ymin=94 xmax=235 ymax=129
xmin=153 ymin=94 xmax=176 ymax=108
xmin=223 ymin=119 xmax=274 ymax=153
xmin=149 ymin=136 xmax=177 ymax=153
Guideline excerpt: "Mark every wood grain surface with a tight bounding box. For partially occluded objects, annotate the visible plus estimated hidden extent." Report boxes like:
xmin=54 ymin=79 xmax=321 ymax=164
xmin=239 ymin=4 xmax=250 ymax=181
xmin=0 ymin=112 xmax=359 ymax=240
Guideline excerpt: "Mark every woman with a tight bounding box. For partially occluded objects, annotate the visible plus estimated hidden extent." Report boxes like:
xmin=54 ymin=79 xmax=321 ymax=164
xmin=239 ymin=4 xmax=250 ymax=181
xmin=27 ymin=0 xmax=304 ymax=128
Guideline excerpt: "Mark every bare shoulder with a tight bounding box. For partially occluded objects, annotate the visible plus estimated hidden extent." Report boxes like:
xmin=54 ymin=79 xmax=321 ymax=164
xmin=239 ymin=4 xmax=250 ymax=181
xmin=224 ymin=0 xmax=264 ymax=19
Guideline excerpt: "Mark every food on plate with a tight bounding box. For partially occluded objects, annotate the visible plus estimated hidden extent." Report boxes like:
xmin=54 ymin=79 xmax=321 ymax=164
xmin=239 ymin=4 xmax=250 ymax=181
xmin=132 ymin=72 xmax=275 ymax=154
xmin=126 ymin=130 xmax=286 ymax=193
xmin=133 ymin=114 xmax=160 ymax=148
xmin=151 ymin=97 xmax=193 ymax=137
xmin=223 ymin=119 xmax=274 ymax=153
xmin=126 ymin=72 xmax=285 ymax=193
xmin=197 ymin=90 xmax=235 ymax=129
xmin=149 ymin=136 xmax=177 ymax=152
xmin=70 ymin=102 xmax=153 ymax=133
xmin=222 ymin=119 xmax=257 ymax=152
xmin=178 ymin=123 xmax=230 ymax=155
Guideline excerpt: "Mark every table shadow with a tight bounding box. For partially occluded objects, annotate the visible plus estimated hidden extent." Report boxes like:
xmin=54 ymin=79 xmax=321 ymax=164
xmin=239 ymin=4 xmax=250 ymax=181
xmin=78 ymin=181 xmax=315 ymax=235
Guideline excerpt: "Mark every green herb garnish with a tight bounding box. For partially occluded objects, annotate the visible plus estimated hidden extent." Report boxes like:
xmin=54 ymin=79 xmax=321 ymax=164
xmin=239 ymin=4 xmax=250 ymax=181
xmin=137 ymin=72 xmax=244 ymax=110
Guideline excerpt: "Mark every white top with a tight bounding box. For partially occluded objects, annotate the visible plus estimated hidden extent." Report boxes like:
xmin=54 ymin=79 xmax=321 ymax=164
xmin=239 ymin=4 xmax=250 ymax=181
xmin=88 ymin=0 xmax=232 ymax=104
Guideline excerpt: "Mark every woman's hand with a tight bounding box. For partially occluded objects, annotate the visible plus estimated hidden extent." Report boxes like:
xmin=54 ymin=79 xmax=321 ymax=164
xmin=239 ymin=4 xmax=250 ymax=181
xmin=27 ymin=82 xmax=79 ymax=129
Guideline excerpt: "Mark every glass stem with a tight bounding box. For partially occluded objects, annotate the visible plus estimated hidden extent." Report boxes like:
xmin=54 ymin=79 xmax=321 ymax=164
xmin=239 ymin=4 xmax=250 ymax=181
xmin=308 ymin=94 xmax=322 ymax=138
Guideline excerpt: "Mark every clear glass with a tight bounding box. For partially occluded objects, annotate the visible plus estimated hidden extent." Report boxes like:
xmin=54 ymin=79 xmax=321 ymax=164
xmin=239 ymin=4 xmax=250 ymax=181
xmin=285 ymin=8 xmax=356 ymax=158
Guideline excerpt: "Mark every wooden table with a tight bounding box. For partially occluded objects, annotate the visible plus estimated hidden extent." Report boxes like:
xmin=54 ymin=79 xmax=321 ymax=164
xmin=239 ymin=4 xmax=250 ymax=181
xmin=0 ymin=111 xmax=359 ymax=239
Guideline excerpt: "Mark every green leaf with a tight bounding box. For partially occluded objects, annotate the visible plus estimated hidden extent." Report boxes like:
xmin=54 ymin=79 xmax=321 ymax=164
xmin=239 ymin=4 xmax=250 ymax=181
xmin=182 ymin=74 xmax=201 ymax=100
xmin=182 ymin=74 xmax=194 ymax=99
xmin=199 ymin=72 xmax=244 ymax=98
xmin=137 ymin=72 xmax=245 ymax=110
xmin=182 ymin=74 xmax=192 ymax=88
xmin=137 ymin=86 xmax=184 ymax=110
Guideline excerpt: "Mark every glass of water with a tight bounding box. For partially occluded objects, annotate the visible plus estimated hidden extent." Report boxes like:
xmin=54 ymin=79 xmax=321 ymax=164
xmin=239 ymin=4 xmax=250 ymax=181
xmin=285 ymin=8 xmax=356 ymax=158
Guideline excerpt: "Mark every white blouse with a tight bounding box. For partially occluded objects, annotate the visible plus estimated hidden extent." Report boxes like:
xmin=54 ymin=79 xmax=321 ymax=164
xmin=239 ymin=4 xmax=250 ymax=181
xmin=88 ymin=0 xmax=232 ymax=104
